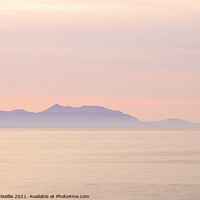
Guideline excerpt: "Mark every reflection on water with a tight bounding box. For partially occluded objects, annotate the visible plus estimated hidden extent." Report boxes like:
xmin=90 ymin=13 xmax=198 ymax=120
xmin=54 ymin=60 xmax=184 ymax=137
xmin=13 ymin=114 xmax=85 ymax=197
xmin=0 ymin=129 xmax=200 ymax=200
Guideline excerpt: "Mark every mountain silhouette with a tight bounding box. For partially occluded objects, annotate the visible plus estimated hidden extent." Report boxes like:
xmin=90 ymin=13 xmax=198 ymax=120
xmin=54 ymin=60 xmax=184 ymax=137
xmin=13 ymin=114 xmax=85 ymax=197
xmin=0 ymin=104 xmax=199 ymax=128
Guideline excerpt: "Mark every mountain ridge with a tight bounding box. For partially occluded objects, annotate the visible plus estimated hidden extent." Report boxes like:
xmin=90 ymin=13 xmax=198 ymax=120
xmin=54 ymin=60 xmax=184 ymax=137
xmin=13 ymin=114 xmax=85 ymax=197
xmin=0 ymin=104 xmax=199 ymax=128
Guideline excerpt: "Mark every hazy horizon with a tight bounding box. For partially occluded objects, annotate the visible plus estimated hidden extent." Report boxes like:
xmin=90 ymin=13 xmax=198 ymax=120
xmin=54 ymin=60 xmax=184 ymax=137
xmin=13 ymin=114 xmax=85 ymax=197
xmin=0 ymin=0 xmax=200 ymax=123
xmin=1 ymin=104 xmax=200 ymax=128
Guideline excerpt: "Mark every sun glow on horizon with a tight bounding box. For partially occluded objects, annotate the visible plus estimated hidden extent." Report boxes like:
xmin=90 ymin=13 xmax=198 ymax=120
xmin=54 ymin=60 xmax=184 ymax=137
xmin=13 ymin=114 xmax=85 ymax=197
xmin=0 ymin=1 xmax=130 ymax=15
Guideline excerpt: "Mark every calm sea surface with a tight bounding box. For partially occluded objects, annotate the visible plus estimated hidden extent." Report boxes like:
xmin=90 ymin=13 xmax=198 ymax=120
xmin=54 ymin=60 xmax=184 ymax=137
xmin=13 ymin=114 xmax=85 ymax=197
xmin=0 ymin=129 xmax=200 ymax=200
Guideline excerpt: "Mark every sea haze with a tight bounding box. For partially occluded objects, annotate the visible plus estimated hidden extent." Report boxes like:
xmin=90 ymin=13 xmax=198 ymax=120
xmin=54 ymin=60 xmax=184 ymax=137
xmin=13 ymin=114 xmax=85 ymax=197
xmin=0 ymin=129 xmax=200 ymax=200
xmin=0 ymin=104 xmax=199 ymax=128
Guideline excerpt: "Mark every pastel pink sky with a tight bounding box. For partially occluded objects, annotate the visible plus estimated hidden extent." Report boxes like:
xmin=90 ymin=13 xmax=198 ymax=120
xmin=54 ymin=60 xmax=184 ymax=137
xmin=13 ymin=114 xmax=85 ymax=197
xmin=0 ymin=0 xmax=200 ymax=123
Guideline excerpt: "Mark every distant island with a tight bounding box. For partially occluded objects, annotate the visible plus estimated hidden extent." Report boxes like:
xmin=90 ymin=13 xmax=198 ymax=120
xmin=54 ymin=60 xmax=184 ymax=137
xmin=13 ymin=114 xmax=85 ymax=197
xmin=0 ymin=104 xmax=199 ymax=128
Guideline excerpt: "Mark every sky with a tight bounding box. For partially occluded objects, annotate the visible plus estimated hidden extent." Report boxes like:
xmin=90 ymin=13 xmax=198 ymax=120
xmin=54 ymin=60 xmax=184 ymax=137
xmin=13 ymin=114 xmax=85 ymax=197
xmin=0 ymin=0 xmax=200 ymax=123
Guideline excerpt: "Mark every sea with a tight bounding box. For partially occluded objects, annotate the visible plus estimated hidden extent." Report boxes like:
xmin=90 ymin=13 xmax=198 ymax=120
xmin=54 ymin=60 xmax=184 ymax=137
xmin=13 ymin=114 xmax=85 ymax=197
xmin=0 ymin=129 xmax=200 ymax=200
